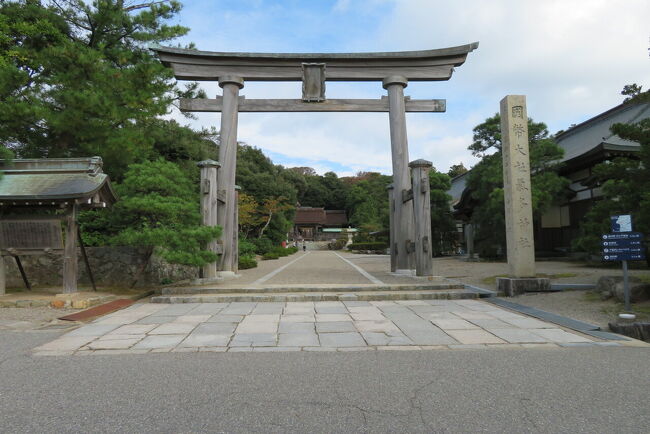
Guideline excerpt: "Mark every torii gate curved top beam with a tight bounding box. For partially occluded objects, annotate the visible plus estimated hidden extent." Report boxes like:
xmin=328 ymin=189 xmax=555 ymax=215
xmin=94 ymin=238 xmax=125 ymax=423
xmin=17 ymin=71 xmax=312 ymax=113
xmin=151 ymin=42 xmax=479 ymax=82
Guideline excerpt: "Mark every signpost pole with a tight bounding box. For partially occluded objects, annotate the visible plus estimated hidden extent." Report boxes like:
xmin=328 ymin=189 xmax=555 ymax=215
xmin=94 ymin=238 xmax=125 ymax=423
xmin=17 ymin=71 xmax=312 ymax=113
xmin=622 ymin=260 xmax=630 ymax=312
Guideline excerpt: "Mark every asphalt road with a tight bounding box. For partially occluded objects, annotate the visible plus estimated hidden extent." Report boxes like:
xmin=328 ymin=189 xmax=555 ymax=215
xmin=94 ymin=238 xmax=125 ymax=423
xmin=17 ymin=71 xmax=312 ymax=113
xmin=1 ymin=331 xmax=648 ymax=433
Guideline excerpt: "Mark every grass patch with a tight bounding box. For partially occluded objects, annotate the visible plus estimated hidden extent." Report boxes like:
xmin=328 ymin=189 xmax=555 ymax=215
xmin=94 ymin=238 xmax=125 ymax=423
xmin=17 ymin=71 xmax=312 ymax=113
xmin=583 ymin=291 xmax=603 ymax=302
xmin=636 ymin=274 xmax=650 ymax=284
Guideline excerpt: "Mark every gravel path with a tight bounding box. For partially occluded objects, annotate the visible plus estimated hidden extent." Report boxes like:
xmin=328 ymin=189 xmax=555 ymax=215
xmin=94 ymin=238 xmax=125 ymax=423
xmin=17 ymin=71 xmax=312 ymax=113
xmin=0 ymin=306 xmax=78 ymax=323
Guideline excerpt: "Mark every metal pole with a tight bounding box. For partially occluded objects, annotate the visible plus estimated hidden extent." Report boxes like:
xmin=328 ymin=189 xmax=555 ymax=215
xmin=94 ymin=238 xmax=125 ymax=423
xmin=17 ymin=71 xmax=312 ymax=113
xmin=622 ymin=260 xmax=630 ymax=312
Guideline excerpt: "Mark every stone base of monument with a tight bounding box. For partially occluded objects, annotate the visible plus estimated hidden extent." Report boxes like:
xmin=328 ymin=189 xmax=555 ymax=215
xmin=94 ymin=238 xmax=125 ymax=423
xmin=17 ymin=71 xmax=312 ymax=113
xmin=190 ymin=272 xmax=240 ymax=286
xmin=497 ymin=277 xmax=551 ymax=297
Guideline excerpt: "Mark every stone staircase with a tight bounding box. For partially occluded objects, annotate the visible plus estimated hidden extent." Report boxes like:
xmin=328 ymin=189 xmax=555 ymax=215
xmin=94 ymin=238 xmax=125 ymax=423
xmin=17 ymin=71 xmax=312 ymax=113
xmin=150 ymin=282 xmax=479 ymax=303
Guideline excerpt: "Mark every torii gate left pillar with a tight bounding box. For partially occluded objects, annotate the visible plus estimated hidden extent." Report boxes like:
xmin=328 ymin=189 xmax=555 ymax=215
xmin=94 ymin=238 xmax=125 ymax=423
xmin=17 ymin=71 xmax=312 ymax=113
xmin=217 ymin=76 xmax=244 ymax=274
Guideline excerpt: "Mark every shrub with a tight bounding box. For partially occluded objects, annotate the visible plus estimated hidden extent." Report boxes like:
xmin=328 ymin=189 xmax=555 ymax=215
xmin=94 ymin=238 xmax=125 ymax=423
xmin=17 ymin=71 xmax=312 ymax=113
xmin=238 ymin=254 xmax=257 ymax=269
xmin=239 ymin=239 xmax=256 ymax=257
xmin=328 ymin=237 xmax=347 ymax=250
xmin=286 ymin=246 xmax=298 ymax=254
xmin=262 ymin=252 xmax=280 ymax=260
xmin=252 ymin=237 xmax=274 ymax=255
xmin=80 ymin=159 xmax=221 ymax=267
xmin=271 ymin=247 xmax=290 ymax=257
xmin=347 ymin=242 xmax=388 ymax=251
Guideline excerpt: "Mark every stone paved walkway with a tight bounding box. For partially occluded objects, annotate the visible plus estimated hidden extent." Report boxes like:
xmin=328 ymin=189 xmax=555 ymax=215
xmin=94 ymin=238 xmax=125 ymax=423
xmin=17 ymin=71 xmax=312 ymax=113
xmin=32 ymin=299 xmax=631 ymax=356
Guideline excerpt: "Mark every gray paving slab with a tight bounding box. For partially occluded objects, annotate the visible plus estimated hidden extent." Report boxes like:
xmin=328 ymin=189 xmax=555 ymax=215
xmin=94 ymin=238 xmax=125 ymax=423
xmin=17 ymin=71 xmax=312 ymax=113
xmin=361 ymin=332 xmax=413 ymax=346
xmin=251 ymin=303 xmax=285 ymax=314
xmin=401 ymin=330 xmax=458 ymax=345
xmin=230 ymin=333 xmax=277 ymax=347
xmin=530 ymin=328 xmax=593 ymax=343
xmin=179 ymin=334 xmax=231 ymax=347
xmin=207 ymin=314 xmax=244 ymax=323
xmin=278 ymin=322 xmax=315 ymax=333
xmin=319 ymin=332 xmax=366 ymax=347
xmin=156 ymin=304 xmax=200 ymax=316
xmin=135 ymin=315 xmax=180 ymax=325
xmin=316 ymin=321 xmax=357 ymax=333
xmin=133 ymin=335 xmax=185 ymax=349
xmin=220 ymin=302 xmax=257 ymax=315
xmin=192 ymin=323 xmax=237 ymax=335
xmin=278 ymin=333 xmax=319 ymax=347
xmin=65 ymin=324 xmax=121 ymax=337
xmin=187 ymin=304 xmax=229 ymax=315
xmin=149 ymin=323 xmax=197 ymax=335
xmin=314 ymin=305 xmax=348 ymax=314
xmin=487 ymin=328 xmax=549 ymax=344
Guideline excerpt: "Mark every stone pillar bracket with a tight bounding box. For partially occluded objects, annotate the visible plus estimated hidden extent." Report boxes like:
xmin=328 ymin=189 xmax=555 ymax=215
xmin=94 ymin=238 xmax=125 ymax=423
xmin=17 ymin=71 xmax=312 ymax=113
xmin=406 ymin=240 xmax=416 ymax=253
xmin=402 ymin=189 xmax=413 ymax=203
xmin=201 ymin=179 xmax=210 ymax=194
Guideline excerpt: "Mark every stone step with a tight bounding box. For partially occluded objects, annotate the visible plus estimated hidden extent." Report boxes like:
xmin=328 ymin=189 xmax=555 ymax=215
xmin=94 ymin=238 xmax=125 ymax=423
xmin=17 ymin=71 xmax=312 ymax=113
xmin=151 ymin=289 xmax=477 ymax=303
xmin=161 ymin=283 xmax=461 ymax=295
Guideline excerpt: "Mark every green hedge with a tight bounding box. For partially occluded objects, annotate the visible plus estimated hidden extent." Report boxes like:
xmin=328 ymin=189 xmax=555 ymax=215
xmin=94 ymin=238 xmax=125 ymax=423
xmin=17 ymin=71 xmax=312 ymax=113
xmin=262 ymin=252 xmax=280 ymax=260
xmin=238 ymin=254 xmax=257 ymax=269
xmin=347 ymin=242 xmax=388 ymax=251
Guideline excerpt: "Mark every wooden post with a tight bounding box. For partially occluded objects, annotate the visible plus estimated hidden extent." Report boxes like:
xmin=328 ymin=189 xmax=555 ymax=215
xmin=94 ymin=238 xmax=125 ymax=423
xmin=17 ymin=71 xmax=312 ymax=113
xmin=233 ymin=186 xmax=240 ymax=273
xmin=14 ymin=256 xmax=31 ymax=290
xmin=217 ymin=76 xmax=244 ymax=273
xmin=465 ymin=223 xmax=475 ymax=260
xmin=386 ymin=184 xmax=396 ymax=272
xmin=500 ymin=95 xmax=535 ymax=278
xmin=198 ymin=159 xmax=220 ymax=279
xmin=77 ymin=227 xmax=96 ymax=291
xmin=383 ymin=76 xmax=415 ymax=273
xmin=0 ymin=256 xmax=5 ymax=295
xmin=63 ymin=203 xmax=79 ymax=293
xmin=409 ymin=159 xmax=434 ymax=276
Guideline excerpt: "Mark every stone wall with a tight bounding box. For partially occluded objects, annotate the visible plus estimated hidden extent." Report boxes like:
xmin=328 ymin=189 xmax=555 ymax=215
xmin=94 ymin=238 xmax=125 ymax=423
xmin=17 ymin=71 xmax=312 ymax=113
xmin=2 ymin=247 xmax=198 ymax=288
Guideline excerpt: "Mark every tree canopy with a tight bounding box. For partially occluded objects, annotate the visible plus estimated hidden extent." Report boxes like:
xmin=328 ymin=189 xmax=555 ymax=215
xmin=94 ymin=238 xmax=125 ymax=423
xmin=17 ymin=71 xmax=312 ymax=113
xmin=466 ymin=114 xmax=568 ymax=257
xmin=0 ymin=0 xmax=207 ymax=179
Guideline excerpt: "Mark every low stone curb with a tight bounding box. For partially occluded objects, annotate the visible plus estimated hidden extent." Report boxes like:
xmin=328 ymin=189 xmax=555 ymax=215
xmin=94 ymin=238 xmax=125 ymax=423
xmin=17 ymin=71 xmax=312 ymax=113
xmin=32 ymin=340 xmax=650 ymax=357
xmin=151 ymin=290 xmax=478 ymax=303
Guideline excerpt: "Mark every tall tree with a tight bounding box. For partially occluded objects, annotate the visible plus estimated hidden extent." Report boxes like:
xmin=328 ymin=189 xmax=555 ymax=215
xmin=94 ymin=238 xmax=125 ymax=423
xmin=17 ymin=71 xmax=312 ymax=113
xmin=0 ymin=0 xmax=204 ymax=178
xmin=447 ymin=162 xmax=468 ymax=178
xmin=465 ymin=114 xmax=568 ymax=257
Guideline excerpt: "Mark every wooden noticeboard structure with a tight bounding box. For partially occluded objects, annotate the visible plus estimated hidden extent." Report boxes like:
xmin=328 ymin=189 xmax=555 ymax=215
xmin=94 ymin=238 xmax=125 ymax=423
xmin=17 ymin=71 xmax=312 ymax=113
xmin=152 ymin=43 xmax=478 ymax=276
xmin=0 ymin=157 xmax=117 ymax=294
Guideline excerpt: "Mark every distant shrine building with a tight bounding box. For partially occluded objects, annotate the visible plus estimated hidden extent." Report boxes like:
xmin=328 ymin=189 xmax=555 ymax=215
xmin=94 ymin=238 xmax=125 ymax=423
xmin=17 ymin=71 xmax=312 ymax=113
xmin=451 ymin=101 xmax=650 ymax=255
xmin=292 ymin=207 xmax=350 ymax=241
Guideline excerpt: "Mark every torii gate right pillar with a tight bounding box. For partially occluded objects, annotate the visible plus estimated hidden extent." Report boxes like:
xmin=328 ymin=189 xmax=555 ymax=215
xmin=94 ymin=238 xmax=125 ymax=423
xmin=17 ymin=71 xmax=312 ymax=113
xmin=384 ymin=76 xmax=415 ymax=272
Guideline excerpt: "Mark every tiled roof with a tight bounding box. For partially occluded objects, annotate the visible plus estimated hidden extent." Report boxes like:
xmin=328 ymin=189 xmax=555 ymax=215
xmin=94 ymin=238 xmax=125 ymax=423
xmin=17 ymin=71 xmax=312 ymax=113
xmin=325 ymin=210 xmax=347 ymax=226
xmin=294 ymin=207 xmax=326 ymax=224
xmin=294 ymin=207 xmax=348 ymax=226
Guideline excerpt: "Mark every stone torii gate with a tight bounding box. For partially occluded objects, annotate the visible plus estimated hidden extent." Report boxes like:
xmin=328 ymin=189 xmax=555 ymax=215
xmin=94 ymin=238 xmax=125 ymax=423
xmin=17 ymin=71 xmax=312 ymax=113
xmin=153 ymin=43 xmax=478 ymax=277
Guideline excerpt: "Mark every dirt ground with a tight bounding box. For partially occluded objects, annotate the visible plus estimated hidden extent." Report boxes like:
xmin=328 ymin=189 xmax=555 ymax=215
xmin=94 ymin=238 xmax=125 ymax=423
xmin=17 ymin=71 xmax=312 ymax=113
xmin=431 ymin=256 xmax=650 ymax=330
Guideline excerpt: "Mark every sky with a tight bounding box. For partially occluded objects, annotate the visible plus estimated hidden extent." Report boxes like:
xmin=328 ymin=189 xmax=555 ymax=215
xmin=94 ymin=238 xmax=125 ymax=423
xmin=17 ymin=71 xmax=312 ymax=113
xmin=165 ymin=0 xmax=650 ymax=177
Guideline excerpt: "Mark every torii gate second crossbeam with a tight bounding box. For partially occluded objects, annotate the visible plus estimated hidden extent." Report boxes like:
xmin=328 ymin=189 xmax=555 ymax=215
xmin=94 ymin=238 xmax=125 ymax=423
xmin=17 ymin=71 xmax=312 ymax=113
xmin=152 ymin=43 xmax=478 ymax=277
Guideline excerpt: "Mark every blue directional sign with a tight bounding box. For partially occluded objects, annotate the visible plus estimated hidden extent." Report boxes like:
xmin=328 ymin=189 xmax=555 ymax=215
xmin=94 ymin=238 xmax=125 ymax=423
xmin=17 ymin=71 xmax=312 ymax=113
xmin=603 ymin=252 xmax=646 ymax=261
xmin=603 ymin=247 xmax=643 ymax=254
xmin=602 ymin=232 xmax=643 ymax=241
xmin=601 ymin=239 xmax=642 ymax=248
xmin=601 ymin=230 xmax=645 ymax=261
